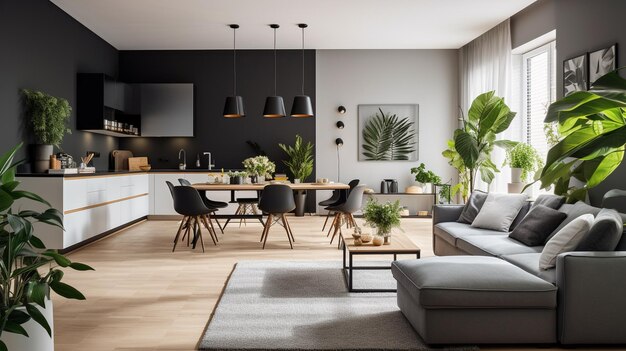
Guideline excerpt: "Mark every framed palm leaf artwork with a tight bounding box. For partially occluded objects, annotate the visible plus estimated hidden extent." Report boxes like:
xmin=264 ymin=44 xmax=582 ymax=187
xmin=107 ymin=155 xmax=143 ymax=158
xmin=589 ymin=44 xmax=617 ymax=86
xmin=563 ymin=53 xmax=588 ymax=96
xmin=358 ymin=104 xmax=418 ymax=161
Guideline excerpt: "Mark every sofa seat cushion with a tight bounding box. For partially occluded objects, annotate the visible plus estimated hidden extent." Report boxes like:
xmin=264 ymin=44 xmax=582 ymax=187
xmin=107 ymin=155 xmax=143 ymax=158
xmin=501 ymin=253 xmax=556 ymax=284
xmin=457 ymin=235 xmax=543 ymax=257
xmin=392 ymin=256 xmax=557 ymax=309
xmin=434 ymin=222 xmax=505 ymax=246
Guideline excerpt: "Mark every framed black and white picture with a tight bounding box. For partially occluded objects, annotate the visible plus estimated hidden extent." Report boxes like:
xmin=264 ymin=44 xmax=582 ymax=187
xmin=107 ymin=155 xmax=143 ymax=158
xmin=589 ymin=44 xmax=617 ymax=85
xmin=358 ymin=104 xmax=418 ymax=161
xmin=563 ymin=54 xmax=588 ymax=96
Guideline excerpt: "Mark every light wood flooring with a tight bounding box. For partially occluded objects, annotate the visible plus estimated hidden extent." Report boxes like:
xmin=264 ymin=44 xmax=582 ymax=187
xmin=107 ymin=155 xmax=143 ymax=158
xmin=54 ymin=216 xmax=618 ymax=351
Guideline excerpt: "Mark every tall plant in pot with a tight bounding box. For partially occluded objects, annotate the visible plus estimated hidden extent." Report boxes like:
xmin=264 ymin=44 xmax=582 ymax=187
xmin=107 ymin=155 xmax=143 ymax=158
xmin=442 ymin=91 xmax=517 ymax=192
xmin=278 ymin=135 xmax=314 ymax=183
xmin=363 ymin=199 xmax=402 ymax=245
xmin=0 ymin=143 xmax=93 ymax=351
xmin=504 ymin=143 xmax=543 ymax=183
xmin=21 ymin=90 xmax=72 ymax=173
xmin=410 ymin=163 xmax=441 ymax=193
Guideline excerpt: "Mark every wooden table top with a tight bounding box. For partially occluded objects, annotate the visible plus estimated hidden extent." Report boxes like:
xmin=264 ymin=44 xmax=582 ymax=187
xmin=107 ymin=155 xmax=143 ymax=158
xmin=341 ymin=231 xmax=421 ymax=254
xmin=192 ymin=182 xmax=350 ymax=191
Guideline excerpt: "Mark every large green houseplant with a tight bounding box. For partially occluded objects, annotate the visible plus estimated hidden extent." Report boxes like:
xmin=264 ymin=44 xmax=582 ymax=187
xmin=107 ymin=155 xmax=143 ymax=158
xmin=278 ymin=135 xmax=314 ymax=183
xmin=0 ymin=143 xmax=93 ymax=351
xmin=21 ymin=90 xmax=72 ymax=173
xmin=442 ymin=91 xmax=517 ymax=193
xmin=535 ymin=69 xmax=626 ymax=202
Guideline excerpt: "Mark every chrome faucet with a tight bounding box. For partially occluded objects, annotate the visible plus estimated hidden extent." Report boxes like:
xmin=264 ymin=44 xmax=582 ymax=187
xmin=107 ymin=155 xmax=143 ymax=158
xmin=203 ymin=152 xmax=215 ymax=170
xmin=178 ymin=149 xmax=186 ymax=170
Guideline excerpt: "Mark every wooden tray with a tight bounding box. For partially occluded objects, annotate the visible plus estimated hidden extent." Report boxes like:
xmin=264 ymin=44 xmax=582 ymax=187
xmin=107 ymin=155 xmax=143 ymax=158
xmin=128 ymin=157 xmax=149 ymax=171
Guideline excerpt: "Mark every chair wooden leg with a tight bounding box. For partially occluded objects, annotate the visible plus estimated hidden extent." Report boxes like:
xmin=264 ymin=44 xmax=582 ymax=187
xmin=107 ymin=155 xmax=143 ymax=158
xmin=282 ymin=214 xmax=295 ymax=247
xmin=322 ymin=211 xmax=332 ymax=231
xmin=205 ymin=214 xmax=219 ymax=243
xmin=172 ymin=216 xmax=188 ymax=252
xmin=260 ymin=214 xmax=272 ymax=242
xmin=329 ymin=213 xmax=342 ymax=244
xmin=195 ymin=217 xmax=206 ymax=252
xmin=201 ymin=215 xmax=218 ymax=246
xmin=327 ymin=213 xmax=339 ymax=237
xmin=213 ymin=217 xmax=224 ymax=234
xmin=262 ymin=214 xmax=273 ymax=249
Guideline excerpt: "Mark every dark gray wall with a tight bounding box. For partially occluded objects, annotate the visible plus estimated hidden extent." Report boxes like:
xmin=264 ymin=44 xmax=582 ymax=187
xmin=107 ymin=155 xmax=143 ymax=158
xmin=510 ymin=0 xmax=556 ymax=49
xmin=510 ymin=0 xmax=626 ymax=205
xmin=553 ymin=0 xmax=626 ymax=205
xmin=0 ymin=0 xmax=119 ymax=170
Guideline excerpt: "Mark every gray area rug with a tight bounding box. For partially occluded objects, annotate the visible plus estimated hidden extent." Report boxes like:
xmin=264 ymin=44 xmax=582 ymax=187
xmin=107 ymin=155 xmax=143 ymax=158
xmin=198 ymin=261 xmax=478 ymax=351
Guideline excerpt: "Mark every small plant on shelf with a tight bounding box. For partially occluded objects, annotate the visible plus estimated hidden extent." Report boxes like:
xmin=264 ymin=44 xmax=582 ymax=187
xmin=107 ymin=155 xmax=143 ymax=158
xmin=504 ymin=143 xmax=544 ymax=182
xmin=410 ymin=163 xmax=441 ymax=193
xmin=362 ymin=199 xmax=402 ymax=237
xmin=278 ymin=135 xmax=314 ymax=183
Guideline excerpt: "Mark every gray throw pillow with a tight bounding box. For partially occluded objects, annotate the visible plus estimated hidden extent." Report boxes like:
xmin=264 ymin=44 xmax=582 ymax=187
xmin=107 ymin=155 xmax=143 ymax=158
xmin=540 ymin=214 xmax=594 ymax=270
xmin=531 ymin=194 xmax=566 ymax=210
xmin=457 ymin=190 xmax=488 ymax=224
xmin=545 ymin=201 xmax=601 ymax=243
xmin=509 ymin=205 xmax=567 ymax=246
xmin=615 ymin=213 xmax=626 ymax=251
xmin=576 ymin=209 xmax=624 ymax=251
xmin=471 ymin=193 xmax=528 ymax=232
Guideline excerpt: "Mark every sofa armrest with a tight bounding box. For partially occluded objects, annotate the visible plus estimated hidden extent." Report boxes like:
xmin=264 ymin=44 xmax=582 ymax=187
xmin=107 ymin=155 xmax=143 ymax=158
xmin=556 ymin=251 xmax=626 ymax=344
xmin=433 ymin=205 xmax=464 ymax=225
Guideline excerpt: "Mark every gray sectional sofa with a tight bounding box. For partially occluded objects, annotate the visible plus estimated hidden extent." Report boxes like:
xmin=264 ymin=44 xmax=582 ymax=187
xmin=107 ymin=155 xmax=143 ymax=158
xmin=392 ymin=199 xmax=626 ymax=345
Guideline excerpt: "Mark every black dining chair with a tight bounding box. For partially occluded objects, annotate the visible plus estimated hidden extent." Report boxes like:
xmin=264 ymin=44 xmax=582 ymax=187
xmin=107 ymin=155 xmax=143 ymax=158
xmin=323 ymin=179 xmax=360 ymax=234
xmin=258 ymin=184 xmax=296 ymax=249
xmin=178 ymin=178 xmax=226 ymax=233
xmin=167 ymin=181 xmax=219 ymax=252
xmin=328 ymin=185 xmax=366 ymax=246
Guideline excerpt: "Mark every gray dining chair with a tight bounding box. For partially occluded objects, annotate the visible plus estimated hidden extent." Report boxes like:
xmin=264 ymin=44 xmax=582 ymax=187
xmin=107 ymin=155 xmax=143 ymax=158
xmin=327 ymin=185 xmax=366 ymax=246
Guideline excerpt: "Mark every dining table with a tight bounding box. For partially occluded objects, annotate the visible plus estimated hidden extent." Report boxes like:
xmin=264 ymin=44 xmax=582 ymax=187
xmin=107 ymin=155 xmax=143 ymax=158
xmin=192 ymin=182 xmax=350 ymax=218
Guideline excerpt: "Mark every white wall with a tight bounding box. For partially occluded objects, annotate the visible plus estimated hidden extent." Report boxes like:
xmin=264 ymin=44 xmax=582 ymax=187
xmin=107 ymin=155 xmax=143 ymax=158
xmin=315 ymin=50 xmax=459 ymax=201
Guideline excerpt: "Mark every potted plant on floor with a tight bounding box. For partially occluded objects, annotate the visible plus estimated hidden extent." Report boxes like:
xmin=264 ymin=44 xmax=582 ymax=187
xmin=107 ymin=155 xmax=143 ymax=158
xmin=242 ymin=156 xmax=275 ymax=183
xmin=410 ymin=163 xmax=441 ymax=193
xmin=21 ymin=90 xmax=72 ymax=173
xmin=0 ymin=143 xmax=93 ymax=351
xmin=504 ymin=143 xmax=543 ymax=183
xmin=278 ymin=135 xmax=314 ymax=184
xmin=363 ymin=199 xmax=402 ymax=245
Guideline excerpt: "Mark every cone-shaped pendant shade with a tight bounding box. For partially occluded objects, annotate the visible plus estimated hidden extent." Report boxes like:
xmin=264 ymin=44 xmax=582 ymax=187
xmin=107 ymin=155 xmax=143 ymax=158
xmin=290 ymin=95 xmax=314 ymax=117
xmin=223 ymin=96 xmax=245 ymax=118
xmin=263 ymin=96 xmax=286 ymax=118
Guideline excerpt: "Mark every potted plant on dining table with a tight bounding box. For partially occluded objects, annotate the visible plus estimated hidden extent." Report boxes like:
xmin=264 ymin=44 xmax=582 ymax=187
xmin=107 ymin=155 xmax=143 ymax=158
xmin=242 ymin=156 xmax=275 ymax=184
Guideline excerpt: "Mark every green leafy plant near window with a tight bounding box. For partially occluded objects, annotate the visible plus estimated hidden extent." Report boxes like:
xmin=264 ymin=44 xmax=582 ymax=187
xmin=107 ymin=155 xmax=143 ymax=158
xmin=504 ymin=143 xmax=544 ymax=182
xmin=278 ymin=135 xmax=314 ymax=182
xmin=410 ymin=163 xmax=441 ymax=184
xmin=441 ymin=140 xmax=471 ymax=201
xmin=534 ymin=69 xmax=626 ymax=203
xmin=442 ymin=91 xmax=517 ymax=192
xmin=0 ymin=143 xmax=93 ymax=351
xmin=362 ymin=199 xmax=402 ymax=236
xmin=21 ymin=90 xmax=72 ymax=146
xmin=362 ymin=108 xmax=416 ymax=160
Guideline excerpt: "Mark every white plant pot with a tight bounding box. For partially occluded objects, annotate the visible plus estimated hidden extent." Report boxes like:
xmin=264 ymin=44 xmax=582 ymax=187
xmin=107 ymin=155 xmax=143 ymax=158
xmin=1 ymin=298 xmax=54 ymax=351
xmin=294 ymin=179 xmax=301 ymax=184
xmin=511 ymin=168 xmax=523 ymax=183
xmin=419 ymin=183 xmax=433 ymax=194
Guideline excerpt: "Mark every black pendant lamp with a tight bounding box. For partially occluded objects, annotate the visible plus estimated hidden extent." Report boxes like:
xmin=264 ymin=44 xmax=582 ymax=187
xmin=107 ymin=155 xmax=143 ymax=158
xmin=223 ymin=24 xmax=245 ymax=118
xmin=291 ymin=23 xmax=314 ymax=117
xmin=263 ymin=24 xmax=286 ymax=118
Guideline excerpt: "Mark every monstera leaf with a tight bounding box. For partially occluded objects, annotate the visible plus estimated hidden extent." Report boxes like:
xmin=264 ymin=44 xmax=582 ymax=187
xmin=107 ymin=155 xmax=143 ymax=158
xmin=362 ymin=108 xmax=416 ymax=160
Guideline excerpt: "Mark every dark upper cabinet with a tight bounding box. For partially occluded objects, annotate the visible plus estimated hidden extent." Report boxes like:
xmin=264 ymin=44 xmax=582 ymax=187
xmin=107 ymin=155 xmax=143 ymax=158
xmin=77 ymin=73 xmax=140 ymax=137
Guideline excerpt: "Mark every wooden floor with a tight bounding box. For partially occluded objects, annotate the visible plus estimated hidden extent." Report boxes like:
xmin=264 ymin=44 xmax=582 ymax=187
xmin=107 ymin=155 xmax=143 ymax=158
xmin=55 ymin=216 xmax=614 ymax=351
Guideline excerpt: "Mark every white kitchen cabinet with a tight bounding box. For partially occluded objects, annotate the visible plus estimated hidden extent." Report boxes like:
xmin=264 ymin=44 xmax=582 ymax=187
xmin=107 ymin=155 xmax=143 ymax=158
xmin=152 ymin=174 xmax=182 ymax=215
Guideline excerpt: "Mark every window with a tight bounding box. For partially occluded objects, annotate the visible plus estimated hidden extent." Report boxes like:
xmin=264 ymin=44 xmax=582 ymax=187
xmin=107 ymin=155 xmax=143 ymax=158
xmin=521 ymin=41 xmax=556 ymax=160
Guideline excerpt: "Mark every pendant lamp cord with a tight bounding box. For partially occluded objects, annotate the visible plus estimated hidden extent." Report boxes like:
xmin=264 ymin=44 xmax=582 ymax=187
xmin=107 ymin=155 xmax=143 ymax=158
xmin=301 ymin=26 xmax=305 ymax=95
xmin=273 ymin=27 xmax=277 ymax=96
xmin=233 ymin=27 xmax=237 ymax=96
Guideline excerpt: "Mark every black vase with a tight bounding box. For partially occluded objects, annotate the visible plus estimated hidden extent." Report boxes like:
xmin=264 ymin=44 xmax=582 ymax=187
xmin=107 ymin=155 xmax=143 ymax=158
xmin=31 ymin=144 xmax=53 ymax=173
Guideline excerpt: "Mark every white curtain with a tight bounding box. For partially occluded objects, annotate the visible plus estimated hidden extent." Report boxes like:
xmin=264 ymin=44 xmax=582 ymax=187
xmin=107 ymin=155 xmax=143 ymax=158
xmin=459 ymin=19 xmax=512 ymax=193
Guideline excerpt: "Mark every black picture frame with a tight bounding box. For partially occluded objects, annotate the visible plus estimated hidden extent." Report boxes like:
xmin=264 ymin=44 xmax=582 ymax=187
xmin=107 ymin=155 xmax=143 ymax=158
xmin=563 ymin=53 xmax=588 ymax=97
xmin=589 ymin=43 xmax=618 ymax=86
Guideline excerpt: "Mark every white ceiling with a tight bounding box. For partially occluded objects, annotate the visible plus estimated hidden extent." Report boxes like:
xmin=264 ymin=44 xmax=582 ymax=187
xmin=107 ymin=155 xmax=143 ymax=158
xmin=51 ymin=0 xmax=535 ymax=50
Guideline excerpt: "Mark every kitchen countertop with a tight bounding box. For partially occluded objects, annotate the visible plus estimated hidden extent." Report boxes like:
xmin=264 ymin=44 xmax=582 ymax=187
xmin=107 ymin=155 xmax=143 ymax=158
xmin=17 ymin=169 xmax=228 ymax=177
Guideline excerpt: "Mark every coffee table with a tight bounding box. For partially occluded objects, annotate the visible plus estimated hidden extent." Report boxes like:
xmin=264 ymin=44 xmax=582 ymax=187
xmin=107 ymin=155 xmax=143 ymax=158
xmin=340 ymin=232 xmax=421 ymax=293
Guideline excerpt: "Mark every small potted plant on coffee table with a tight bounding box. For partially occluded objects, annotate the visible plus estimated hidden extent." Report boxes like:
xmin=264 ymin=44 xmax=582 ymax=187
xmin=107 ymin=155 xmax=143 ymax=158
xmin=363 ymin=199 xmax=402 ymax=245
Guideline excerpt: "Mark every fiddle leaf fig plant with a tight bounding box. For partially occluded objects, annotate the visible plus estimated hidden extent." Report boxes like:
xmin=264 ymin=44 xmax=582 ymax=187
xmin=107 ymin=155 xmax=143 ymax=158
xmin=443 ymin=91 xmax=517 ymax=191
xmin=535 ymin=69 xmax=626 ymax=202
xmin=0 ymin=143 xmax=93 ymax=350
